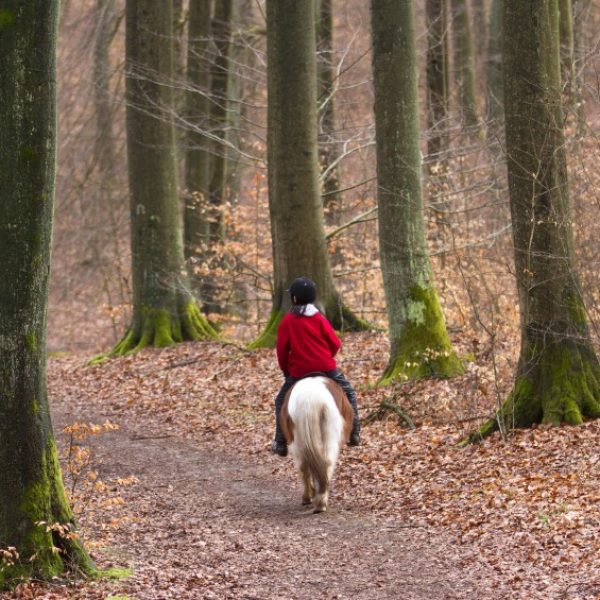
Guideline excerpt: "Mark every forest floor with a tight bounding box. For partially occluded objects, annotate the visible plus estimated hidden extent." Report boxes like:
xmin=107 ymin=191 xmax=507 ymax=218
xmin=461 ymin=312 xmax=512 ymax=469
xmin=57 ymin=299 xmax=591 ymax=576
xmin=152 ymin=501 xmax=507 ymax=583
xmin=5 ymin=332 xmax=600 ymax=599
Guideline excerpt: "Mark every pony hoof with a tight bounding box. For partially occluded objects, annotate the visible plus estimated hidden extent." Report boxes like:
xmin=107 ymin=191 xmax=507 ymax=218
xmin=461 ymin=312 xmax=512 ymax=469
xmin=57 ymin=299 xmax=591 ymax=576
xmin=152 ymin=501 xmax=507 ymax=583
xmin=313 ymin=506 xmax=326 ymax=514
xmin=302 ymin=498 xmax=313 ymax=506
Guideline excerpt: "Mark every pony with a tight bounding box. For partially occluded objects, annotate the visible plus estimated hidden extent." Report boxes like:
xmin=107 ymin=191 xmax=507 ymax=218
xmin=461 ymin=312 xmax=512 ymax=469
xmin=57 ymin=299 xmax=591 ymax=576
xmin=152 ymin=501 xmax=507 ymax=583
xmin=280 ymin=376 xmax=354 ymax=513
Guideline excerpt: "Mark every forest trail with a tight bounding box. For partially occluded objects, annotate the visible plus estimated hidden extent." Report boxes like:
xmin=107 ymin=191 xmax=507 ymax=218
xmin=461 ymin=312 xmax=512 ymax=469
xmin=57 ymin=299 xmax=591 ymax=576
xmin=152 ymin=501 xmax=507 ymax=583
xmin=51 ymin=401 xmax=495 ymax=600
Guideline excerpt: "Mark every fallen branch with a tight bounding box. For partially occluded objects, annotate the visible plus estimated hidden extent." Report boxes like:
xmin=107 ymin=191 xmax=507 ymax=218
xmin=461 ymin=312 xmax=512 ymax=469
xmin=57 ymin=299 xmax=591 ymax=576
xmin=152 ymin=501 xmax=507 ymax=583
xmin=363 ymin=396 xmax=415 ymax=429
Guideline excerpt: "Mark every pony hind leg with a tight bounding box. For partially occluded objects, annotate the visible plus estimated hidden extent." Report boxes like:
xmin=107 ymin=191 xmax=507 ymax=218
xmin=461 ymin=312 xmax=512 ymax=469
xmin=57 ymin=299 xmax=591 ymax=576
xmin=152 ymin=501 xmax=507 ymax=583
xmin=313 ymin=488 xmax=329 ymax=513
xmin=312 ymin=465 xmax=330 ymax=513
xmin=300 ymin=463 xmax=314 ymax=506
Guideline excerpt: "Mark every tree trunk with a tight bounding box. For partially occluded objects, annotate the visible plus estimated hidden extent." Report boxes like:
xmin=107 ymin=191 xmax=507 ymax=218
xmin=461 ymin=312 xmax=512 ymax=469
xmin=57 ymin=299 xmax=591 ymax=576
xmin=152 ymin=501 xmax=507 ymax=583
xmin=470 ymin=0 xmax=488 ymax=58
xmin=558 ymin=0 xmax=574 ymax=99
xmin=485 ymin=0 xmax=503 ymax=125
xmin=117 ymin=0 xmax=216 ymax=355
xmin=317 ymin=0 xmax=342 ymax=224
xmin=425 ymin=0 xmax=450 ymax=162
xmin=0 ymin=2 xmax=93 ymax=587
xmin=371 ymin=0 xmax=463 ymax=384
xmin=450 ymin=0 xmax=480 ymax=131
xmin=201 ymin=0 xmax=233 ymax=313
xmin=472 ymin=0 xmax=600 ymax=440
xmin=224 ymin=0 xmax=251 ymax=204
xmin=184 ymin=0 xmax=213 ymax=292
xmin=572 ymin=0 xmax=588 ymax=131
xmin=251 ymin=0 xmax=367 ymax=349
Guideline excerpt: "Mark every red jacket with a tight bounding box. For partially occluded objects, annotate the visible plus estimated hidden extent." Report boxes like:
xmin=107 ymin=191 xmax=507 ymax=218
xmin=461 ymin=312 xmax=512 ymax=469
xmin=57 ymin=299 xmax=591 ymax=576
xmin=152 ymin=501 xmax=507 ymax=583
xmin=276 ymin=309 xmax=341 ymax=378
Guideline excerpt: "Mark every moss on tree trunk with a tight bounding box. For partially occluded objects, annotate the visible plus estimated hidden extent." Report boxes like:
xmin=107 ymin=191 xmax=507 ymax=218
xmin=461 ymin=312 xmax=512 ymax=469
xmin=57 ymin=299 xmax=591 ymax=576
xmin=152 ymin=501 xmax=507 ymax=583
xmin=120 ymin=0 xmax=216 ymax=354
xmin=1 ymin=442 xmax=94 ymax=589
xmin=0 ymin=2 xmax=93 ymax=588
xmin=380 ymin=285 xmax=464 ymax=384
xmin=469 ymin=336 xmax=600 ymax=442
xmin=469 ymin=0 xmax=600 ymax=441
xmin=112 ymin=301 xmax=216 ymax=355
xmin=371 ymin=0 xmax=463 ymax=385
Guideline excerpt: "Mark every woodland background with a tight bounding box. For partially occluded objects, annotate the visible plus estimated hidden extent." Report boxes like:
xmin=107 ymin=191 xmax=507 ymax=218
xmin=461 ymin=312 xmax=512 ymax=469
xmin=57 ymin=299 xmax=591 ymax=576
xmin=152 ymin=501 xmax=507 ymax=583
xmin=6 ymin=0 xmax=600 ymax=598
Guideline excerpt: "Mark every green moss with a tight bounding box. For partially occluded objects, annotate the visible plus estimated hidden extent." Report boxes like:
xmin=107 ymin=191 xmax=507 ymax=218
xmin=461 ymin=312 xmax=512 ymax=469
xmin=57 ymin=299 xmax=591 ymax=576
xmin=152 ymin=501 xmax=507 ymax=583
xmin=0 ymin=564 xmax=31 ymax=591
xmin=465 ymin=339 xmax=600 ymax=443
xmin=48 ymin=351 xmax=72 ymax=358
xmin=25 ymin=332 xmax=37 ymax=351
xmin=0 ymin=440 xmax=94 ymax=588
xmin=151 ymin=309 xmax=176 ymax=347
xmin=111 ymin=302 xmax=217 ymax=357
xmin=248 ymin=309 xmax=283 ymax=349
xmin=0 ymin=9 xmax=15 ymax=30
xmin=87 ymin=353 xmax=110 ymax=366
xmin=7 ymin=443 xmax=67 ymax=586
xmin=98 ymin=566 xmax=133 ymax=580
xmin=179 ymin=301 xmax=218 ymax=340
xmin=380 ymin=284 xmax=463 ymax=385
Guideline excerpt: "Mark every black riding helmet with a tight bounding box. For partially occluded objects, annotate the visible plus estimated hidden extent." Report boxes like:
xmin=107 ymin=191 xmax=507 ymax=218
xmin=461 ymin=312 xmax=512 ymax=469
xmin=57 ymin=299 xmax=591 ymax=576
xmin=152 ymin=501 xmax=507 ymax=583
xmin=288 ymin=277 xmax=317 ymax=305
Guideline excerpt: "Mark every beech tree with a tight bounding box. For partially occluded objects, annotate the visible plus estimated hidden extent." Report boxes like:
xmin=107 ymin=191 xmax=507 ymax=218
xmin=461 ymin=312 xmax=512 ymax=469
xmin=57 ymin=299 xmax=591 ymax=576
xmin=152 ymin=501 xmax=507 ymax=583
xmin=486 ymin=0 xmax=503 ymax=124
xmin=450 ymin=0 xmax=479 ymax=131
xmin=316 ymin=0 xmax=342 ymax=222
xmin=473 ymin=0 xmax=600 ymax=439
xmin=202 ymin=0 xmax=233 ymax=313
xmin=558 ymin=0 xmax=574 ymax=97
xmin=251 ymin=0 xmax=367 ymax=348
xmin=184 ymin=0 xmax=213 ymax=286
xmin=425 ymin=0 xmax=450 ymax=162
xmin=115 ymin=0 xmax=216 ymax=354
xmin=0 ymin=1 xmax=93 ymax=586
xmin=370 ymin=0 xmax=463 ymax=384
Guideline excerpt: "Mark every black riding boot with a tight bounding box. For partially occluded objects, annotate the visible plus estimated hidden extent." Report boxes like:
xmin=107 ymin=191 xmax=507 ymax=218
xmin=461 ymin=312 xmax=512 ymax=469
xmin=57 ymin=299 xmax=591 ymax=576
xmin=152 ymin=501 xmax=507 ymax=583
xmin=271 ymin=377 xmax=296 ymax=456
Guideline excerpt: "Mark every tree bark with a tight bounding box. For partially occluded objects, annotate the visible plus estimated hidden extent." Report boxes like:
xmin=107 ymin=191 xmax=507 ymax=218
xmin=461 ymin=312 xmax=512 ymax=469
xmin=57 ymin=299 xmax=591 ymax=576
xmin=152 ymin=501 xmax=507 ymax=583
xmin=371 ymin=0 xmax=463 ymax=384
xmin=425 ymin=0 xmax=450 ymax=162
xmin=0 ymin=2 xmax=93 ymax=587
xmin=317 ymin=0 xmax=342 ymax=224
xmin=450 ymin=0 xmax=480 ymax=131
xmin=558 ymin=0 xmax=574 ymax=99
xmin=251 ymin=0 xmax=367 ymax=349
xmin=472 ymin=0 xmax=600 ymax=440
xmin=470 ymin=0 xmax=488 ymax=58
xmin=485 ymin=0 xmax=503 ymax=125
xmin=572 ymin=0 xmax=588 ymax=130
xmin=184 ymin=0 xmax=213 ymax=291
xmin=196 ymin=0 xmax=233 ymax=314
xmin=117 ymin=0 xmax=216 ymax=355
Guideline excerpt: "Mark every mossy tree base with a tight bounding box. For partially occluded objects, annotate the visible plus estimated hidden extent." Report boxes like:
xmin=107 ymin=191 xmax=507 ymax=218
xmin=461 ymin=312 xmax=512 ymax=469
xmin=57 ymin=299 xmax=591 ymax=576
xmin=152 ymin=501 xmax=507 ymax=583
xmin=248 ymin=310 xmax=283 ymax=349
xmin=111 ymin=302 xmax=217 ymax=356
xmin=467 ymin=339 xmax=600 ymax=443
xmin=328 ymin=301 xmax=373 ymax=333
xmin=380 ymin=285 xmax=463 ymax=385
xmin=0 ymin=441 xmax=95 ymax=590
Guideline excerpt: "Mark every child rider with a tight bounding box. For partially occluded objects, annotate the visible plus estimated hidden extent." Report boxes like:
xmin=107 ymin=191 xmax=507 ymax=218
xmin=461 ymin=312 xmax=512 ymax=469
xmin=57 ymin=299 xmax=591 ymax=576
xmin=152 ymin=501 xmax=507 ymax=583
xmin=271 ymin=276 xmax=361 ymax=457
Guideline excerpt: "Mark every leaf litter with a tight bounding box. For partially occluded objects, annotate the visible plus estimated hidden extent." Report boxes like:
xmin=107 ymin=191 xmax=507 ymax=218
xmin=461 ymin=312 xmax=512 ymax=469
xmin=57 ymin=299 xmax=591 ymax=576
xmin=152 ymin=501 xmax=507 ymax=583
xmin=4 ymin=332 xmax=600 ymax=599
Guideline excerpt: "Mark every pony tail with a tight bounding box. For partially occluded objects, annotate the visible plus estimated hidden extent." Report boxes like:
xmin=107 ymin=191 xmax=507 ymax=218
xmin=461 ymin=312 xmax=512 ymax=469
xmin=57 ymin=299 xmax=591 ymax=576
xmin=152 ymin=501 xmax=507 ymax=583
xmin=287 ymin=378 xmax=344 ymax=512
xmin=290 ymin=304 xmax=307 ymax=316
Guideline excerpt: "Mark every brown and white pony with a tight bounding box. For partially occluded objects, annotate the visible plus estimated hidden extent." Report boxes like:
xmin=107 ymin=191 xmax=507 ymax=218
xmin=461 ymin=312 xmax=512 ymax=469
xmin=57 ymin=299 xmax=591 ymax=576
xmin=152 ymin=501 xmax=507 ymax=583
xmin=281 ymin=376 xmax=354 ymax=513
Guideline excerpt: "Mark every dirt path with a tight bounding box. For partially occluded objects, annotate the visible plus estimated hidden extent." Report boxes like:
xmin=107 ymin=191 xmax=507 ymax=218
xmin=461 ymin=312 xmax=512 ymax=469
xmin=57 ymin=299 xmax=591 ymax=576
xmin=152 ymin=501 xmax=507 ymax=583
xmin=52 ymin=403 xmax=500 ymax=600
